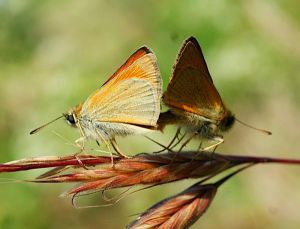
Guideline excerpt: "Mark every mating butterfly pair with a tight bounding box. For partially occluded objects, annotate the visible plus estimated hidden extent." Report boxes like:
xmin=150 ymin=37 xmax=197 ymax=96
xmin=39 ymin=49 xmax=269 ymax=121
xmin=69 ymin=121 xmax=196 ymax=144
xmin=31 ymin=37 xmax=271 ymax=157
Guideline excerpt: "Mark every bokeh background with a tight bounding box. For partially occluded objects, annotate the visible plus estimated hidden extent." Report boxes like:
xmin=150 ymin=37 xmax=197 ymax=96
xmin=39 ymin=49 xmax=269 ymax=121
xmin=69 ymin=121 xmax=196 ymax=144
xmin=1 ymin=0 xmax=300 ymax=228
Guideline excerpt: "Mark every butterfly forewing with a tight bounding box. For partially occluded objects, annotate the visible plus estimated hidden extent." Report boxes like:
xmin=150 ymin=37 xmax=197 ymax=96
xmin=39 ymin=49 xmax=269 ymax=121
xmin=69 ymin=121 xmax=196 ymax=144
xmin=163 ymin=37 xmax=226 ymax=121
xmin=102 ymin=47 xmax=162 ymax=97
xmin=80 ymin=47 xmax=162 ymax=127
xmin=172 ymin=37 xmax=213 ymax=83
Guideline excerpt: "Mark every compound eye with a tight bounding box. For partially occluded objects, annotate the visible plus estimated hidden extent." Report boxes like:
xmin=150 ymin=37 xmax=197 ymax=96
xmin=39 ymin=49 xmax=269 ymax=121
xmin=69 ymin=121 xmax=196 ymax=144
xmin=66 ymin=114 xmax=76 ymax=125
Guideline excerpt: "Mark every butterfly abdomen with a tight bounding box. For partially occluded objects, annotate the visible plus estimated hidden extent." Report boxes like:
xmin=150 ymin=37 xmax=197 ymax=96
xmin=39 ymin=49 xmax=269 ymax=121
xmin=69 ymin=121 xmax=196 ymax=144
xmin=157 ymin=110 xmax=179 ymax=131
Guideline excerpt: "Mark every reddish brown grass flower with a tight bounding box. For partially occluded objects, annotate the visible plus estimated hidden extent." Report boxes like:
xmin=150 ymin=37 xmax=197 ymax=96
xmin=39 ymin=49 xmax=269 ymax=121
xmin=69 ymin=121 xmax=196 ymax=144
xmin=127 ymin=165 xmax=250 ymax=229
xmin=128 ymin=182 xmax=217 ymax=229
xmin=1 ymin=151 xmax=300 ymax=228
xmin=32 ymin=152 xmax=237 ymax=197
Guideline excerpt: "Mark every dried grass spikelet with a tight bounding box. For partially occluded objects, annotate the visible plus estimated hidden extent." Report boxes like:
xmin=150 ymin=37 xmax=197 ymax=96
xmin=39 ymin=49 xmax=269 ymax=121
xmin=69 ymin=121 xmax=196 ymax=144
xmin=33 ymin=152 xmax=237 ymax=197
xmin=1 ymin=152 xmax=300 ymax=199
xmin=1 ymin=151 xmax=300 ymax=228
xmin=127 ymin=165 xmax=251 ymax=229
xmin=128 ymin=182 xmax=217 ymax=229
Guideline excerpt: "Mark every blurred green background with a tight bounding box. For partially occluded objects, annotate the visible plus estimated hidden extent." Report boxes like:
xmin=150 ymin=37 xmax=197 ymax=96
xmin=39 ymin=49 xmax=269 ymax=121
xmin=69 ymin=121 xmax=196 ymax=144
xmin=1 ymin=0 xmax=300 ymax=228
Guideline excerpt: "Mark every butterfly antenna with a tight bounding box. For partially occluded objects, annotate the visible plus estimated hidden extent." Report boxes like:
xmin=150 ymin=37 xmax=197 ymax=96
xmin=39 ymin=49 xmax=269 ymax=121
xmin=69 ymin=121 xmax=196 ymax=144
xmin=30 ymin=115 xmax=64 ymax=135
xmin=235 ymin=118 xmax=272 ymax=135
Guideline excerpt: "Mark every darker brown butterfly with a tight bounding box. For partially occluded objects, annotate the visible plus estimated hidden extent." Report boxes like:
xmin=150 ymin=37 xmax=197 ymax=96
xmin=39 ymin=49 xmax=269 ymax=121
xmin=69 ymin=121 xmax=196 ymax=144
xmin=158 ymin=36 xmax=271 ymax=151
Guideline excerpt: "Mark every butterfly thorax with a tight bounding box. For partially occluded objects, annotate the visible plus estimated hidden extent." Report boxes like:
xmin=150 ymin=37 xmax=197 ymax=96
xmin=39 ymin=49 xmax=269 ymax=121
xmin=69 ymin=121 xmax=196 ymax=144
xmin=168 ymin=108 xmax=214 ymax=127
xmin=195 ymin=111 xmax=235 ymax=137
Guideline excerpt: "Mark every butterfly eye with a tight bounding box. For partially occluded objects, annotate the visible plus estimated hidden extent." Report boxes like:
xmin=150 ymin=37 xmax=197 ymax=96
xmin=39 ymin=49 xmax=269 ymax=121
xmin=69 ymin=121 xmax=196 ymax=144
xmin=65 ymin=114 xmax=76 ymax=125
xmin=220 ymin=114 xmax=235 ymax=132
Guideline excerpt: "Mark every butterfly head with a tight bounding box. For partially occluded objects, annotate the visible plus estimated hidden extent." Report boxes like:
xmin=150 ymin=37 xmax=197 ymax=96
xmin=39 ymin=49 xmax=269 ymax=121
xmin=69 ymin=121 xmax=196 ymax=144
xmin=219 ymin=111 xmax=235 ymax=132
xmin=63 ymin=111 xmax=77 ymax=127
xmin=63 ymin=103 xmax=83 ymax=128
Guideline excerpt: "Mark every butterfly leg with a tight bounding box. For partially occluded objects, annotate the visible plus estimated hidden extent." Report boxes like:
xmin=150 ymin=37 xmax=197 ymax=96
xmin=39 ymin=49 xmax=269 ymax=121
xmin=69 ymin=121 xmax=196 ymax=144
xmin=197 ymin=141 xmax=203 ymax=151
xmin=74 ymin=121 xmax=88 ymax=168
xmin=152 ymin=128 xmax=182 ymax=153
xmin=202 ymin=136 xmax=224 ymax=151
xmin=73 ymin=136 xmax=90 ymax=169
xmin=170 ymin=130 xmax=187 ymax=150
xmin=178 ymin=132 xmax=197 ymax=153
xmin=110 ymin=137 xmax=129 ymax=158
xmin=45 ymin=132 xmax=87 ymax=175
xmin=167 ymin=127 xmax=182 ymax=149
xmin=189 ymin=141 xmax=205 ymax=162
xmin=96 ymin=140 xmax=100 ymax=146
xmin=145 ymin=136 xmax=175 ymax=153
xmin=94 ymin=129 xmax=116 ymax=166
xmin=75 ymin=136 xmax=86 ymax=151
xmin=169 ymin=132 xmax=197 ymax=164
xmin=74 ymin=120 xmax=87 ymax=153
